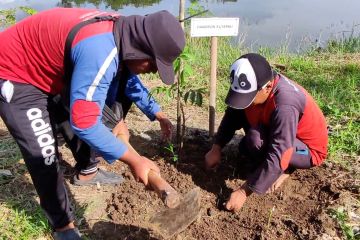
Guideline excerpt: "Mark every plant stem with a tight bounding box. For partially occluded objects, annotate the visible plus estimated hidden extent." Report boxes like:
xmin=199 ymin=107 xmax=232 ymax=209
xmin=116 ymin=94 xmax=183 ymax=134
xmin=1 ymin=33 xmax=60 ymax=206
xmin=266 ymin=206 xmax=276 ymax=230
xmin=179 ymin=100 xmax=186 ymax=160
xmin=176 ymin=78 xmax=181 ymax=146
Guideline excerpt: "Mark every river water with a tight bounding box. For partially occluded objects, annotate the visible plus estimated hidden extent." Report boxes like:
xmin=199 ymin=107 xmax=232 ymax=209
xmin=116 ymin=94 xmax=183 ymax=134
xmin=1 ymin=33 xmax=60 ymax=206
xmin=1 ymin=0 xmax=360 ymax=51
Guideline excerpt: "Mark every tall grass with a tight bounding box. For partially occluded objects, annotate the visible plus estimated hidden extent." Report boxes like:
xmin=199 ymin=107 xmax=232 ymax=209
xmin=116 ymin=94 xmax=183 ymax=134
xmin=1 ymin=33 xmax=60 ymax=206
xmin=327 ymin=29 xmax=360 ymax=53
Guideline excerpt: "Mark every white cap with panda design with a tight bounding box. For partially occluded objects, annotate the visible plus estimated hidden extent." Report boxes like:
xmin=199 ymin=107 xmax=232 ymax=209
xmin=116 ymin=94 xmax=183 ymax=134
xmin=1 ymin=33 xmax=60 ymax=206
xmin=225 ymin=53 xmax=274 ymax=109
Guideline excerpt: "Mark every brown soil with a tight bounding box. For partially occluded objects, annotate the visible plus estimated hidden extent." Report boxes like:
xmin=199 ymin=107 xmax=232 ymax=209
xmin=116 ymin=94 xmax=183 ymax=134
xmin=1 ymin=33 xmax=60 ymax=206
xmin=95 ymin=142 xmax=355 ymax=240
xmin=87 ymin=106 xmax=358 ymax=240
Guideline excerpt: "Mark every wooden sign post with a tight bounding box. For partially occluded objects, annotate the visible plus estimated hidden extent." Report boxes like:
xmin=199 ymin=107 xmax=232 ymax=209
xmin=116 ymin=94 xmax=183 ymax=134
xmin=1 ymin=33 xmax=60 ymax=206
xmin=191 ymin=17 xmax=239 ymax=136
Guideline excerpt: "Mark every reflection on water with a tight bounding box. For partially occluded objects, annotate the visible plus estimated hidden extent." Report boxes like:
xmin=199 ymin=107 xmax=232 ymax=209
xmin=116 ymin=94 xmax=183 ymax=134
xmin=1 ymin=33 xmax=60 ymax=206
xmin=1 ymin=0 xmax=359 ymax=51
xmin=60 ymin=0 xmax=161 ymax=10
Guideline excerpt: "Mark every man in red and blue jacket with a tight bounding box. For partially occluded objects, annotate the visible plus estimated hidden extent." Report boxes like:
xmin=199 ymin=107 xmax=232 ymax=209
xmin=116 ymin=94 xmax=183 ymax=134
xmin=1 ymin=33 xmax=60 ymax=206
xmin=0 ymin=7 xmax=184 ymax=239
xmin=205 ymin=53 xmax=328 ymax=212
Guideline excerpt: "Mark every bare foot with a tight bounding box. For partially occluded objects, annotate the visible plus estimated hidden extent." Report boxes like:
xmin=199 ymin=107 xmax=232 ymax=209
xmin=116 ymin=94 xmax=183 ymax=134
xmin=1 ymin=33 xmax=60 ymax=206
xmin=266 ymin=173 xmax=290 ymax=194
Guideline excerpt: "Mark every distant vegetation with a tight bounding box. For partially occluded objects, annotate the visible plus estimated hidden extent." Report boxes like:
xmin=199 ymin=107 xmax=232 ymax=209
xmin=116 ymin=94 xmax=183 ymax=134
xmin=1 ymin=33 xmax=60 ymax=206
xmin=60 ymin=0 xmax=161 ymax=10
xmin=0 ymin=6 xmax=37 ymax=28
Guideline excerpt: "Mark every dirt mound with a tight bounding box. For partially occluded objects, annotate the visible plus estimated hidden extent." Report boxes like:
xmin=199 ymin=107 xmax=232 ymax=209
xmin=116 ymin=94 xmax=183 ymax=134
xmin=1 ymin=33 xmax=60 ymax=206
xmin=98 ymin=133 xmax=355 ymax=240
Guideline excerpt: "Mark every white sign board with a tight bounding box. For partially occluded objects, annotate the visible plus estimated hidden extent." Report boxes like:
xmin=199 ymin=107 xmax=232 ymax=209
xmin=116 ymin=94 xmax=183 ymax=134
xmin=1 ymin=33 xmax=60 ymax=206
xmin=191 ymin=17 xmax=239 ymax=37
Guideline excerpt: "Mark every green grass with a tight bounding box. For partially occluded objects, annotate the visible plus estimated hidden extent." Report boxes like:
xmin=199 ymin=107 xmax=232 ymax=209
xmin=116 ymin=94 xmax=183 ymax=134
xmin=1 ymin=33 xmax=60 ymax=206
xmin=329 ymin=207 xmax=360 ymax=240
xmin=0 ymin=136 xmax=22 ymax=169
xmin=327 ymin=36 xmax=360 ymax=53
xmin=0 ymin=201 xmax=51 ymax=240
xmin=0 ymin=134 xmax=51 ymax=240
xmin=0 ymin=129 xmax=91 ymax=240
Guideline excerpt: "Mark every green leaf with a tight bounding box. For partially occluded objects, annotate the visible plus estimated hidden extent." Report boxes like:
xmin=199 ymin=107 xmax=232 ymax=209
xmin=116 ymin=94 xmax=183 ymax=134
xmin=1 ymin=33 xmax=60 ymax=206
xmin=174 ymin=57 xmax=181 ymax=73
xmin=19 ymin=7 xmax=37 ymax=16
xmin=0 ymin=9 xmax=16 ymax=26
xmin=181 ymin=52 xmax=191 ymax=60
xmin=183 ymin=64 xmax=193 ymax=76
xmin=170 ymin=84 xmax=177 ymax=91
xmin=196 ymin=91 xmax=203 ymax=106
xmin=150 ymin=86 xmax=176 ymax=101
xmin=184 ymin=91 xmax=190 ymax=103
xmin=165 ymin=88 xmax=171 ymax=98
xmin=180 ymin=71 xmax=186 ymax=86
xmin=189 ymin=90 xmax=196 ymax=104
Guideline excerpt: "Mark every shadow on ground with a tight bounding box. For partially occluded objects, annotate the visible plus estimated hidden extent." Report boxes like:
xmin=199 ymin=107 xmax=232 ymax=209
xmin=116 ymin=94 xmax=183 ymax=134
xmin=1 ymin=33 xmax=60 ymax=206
xmin=91 ymin=221 xmax=157 ymax=240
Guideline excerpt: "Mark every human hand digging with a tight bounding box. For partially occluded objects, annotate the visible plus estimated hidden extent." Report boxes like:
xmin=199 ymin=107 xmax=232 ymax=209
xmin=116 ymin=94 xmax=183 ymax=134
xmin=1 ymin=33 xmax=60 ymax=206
xmin=129 ymin=156 xmax=160 ymax=186
xmin=155 ymin=112 xmax=173 ymax=142
xmin=117 ymin=134 xmax=180 ymax=208
xmin=205 ymin=144 xmax=222 ymax=171
xmin=225 ymin=183 xmax=253 ymax=212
